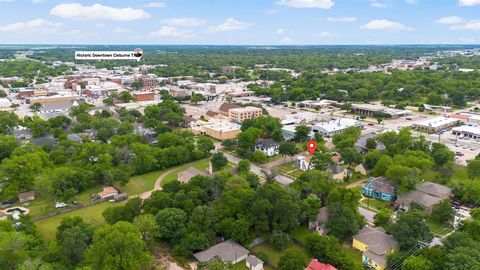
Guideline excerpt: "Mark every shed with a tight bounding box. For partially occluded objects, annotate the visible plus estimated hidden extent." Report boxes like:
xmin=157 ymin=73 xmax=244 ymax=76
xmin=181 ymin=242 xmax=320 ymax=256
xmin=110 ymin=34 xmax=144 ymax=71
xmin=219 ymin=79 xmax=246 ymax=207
xmin=18 ymin=190 xmax=36 ymax=203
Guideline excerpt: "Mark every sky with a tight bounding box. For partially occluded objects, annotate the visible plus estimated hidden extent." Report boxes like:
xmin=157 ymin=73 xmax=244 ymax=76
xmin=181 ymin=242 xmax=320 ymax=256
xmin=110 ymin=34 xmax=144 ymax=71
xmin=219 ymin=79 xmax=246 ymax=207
xmin=1 ymin=0 xmax=480 ymax=45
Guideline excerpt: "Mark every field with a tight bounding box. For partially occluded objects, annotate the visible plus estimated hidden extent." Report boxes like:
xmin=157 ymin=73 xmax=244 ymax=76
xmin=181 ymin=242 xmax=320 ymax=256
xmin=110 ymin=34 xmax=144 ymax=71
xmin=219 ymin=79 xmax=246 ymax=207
xmin=33 ymin=159 xmax=212 ymax=240
xmin=251 ymin=242 xmax=307 ymax=268
xmin=35 ymin=200 xmax=126 ymax=240
xmin=160 ymin=159 xmax=211 ymax=187
xmin=275 ymin=161 xmax=304 ymax=179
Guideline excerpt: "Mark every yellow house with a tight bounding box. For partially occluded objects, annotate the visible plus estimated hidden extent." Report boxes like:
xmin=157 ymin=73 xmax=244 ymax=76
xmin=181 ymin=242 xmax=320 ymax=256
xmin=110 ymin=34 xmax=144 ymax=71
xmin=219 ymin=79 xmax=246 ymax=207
xmin=352 ymin=226 xmax=398 ymax=270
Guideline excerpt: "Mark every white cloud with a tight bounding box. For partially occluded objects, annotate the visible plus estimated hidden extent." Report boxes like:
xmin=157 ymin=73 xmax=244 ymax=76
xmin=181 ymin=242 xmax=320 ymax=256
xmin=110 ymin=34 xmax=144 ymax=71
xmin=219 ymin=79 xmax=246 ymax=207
xmin=435 ymin=16 xmax=463 ymax=24
xmin=95 ymin=23 xmax=105 ymax=28
xmin=149 ymin=26 xmax=193 ymax=37
xmin=458 ymin=0 xmax=480 ymax=6
xmin=50 ymin=3 xmax=150 ymax=21
xmin=275 ymin=0 xmax=334 ymax=9
xmin=360 ymin=19 xmax=412 ymax=31
xmin=276 ymin=28 xmax=285 ymax=34
xmin=0 ymin=18 xmax=62 ymax=32
xmin=0 ymin=0 xmax=15 ymax=2
xmin=327 ymin=16 xmax=357 ymax=22
xmin=319 ymin=31 xmax=333 ymax=37
xmin=209 ymin=17 xmax=251 ymax=32
xmin=113 ymin=27 xmax=131 ymax=33
xmin=450 ymin=20 xmax=480 ymax=30
xmin=31 ymin=0 xmax=44 ymax=4
xmin=162 ymin=18 xmax=206 ymax=27
xmin=280 ymin=37 xmax=294 ymax=44
xmin=144 ymin=2 xmax=166 ymax=8
xmin=370 ymin=0 xmax=388 ymax=8
xmin=405 ymin=0 xmax=417 ymax=4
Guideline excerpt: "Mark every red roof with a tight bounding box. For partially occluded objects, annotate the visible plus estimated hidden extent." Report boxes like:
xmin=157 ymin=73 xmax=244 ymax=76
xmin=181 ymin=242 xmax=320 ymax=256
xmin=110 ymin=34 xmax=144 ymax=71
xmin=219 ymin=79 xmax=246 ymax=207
xmin=305 ymin=259 xmax=338 ymax=270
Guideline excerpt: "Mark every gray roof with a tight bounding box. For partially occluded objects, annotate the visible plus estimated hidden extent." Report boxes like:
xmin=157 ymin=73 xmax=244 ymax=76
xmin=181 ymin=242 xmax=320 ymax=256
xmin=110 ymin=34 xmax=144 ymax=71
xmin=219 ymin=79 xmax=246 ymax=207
xmin=67 ymin=133 xmax=83 ymax=142
xmin=256 ymin=138 xmax=279 ymax=149
xmin=193 ymin=240 xmax=249 ymax=263
xmin=246 ymin=255 xmax=263 ymax=267
xmin=366 ymin=177 xmax=396 ymax=194
xmin=396 ymin=181 xmax=452 ymax=209
xmin=353 ymin=226 xmax=398 ymax=258
xmin=416 ymin=182 xmax=452 ymax=198
xmin=31 ymin=136 xmax=57 ymax=147
xmin=331 ymin=164 xmax=346 ymax=174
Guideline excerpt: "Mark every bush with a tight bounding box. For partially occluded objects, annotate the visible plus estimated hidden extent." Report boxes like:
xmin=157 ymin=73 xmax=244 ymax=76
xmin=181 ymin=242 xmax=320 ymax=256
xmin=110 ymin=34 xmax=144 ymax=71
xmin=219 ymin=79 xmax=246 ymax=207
xmin=270 ymin=231 xmax=291 ymax=250
xmin=252 ymin=151 xmax=267 ymax=163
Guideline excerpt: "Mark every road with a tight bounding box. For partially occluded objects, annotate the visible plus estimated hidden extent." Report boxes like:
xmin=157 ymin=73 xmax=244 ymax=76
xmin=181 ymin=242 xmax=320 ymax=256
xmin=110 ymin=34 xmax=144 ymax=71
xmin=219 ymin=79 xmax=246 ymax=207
xmin=214 ymin=143 xmax=294 ymax=185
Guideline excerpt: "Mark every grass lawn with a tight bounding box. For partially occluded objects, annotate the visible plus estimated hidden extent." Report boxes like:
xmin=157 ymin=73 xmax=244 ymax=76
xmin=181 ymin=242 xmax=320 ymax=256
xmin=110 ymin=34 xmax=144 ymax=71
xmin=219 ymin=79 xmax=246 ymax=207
xmin=362 ymin=197 xmax=391 ymax=211
xmin=291 ymin=226 xmax=310 ymax=245
xmin=426 ymin=219 xmax=453 ymax=236
xmin=120 ymin=170 xmax=165 ymax=196
xmin=160 ymin=159 xmax=234 ymax=187
xmin=276 ymin=162 xmax=303 ymax=179
xmin=251 ymin=242 xmax=307 ymax=268
xmin=424 ymin=164 xmax=469 ymax=184
xmin=35 ymin=200 xmax=126 ymax=240
xmin=342 ymin=244 xmax=364 ymax=269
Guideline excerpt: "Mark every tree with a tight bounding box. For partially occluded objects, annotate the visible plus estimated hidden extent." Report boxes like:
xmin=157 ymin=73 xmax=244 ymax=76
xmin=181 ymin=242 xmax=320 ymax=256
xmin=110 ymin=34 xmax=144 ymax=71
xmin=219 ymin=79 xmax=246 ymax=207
xmin=56 ymin=217 xmax=93 ymax=266
xmin=211 ymin=152 xmax=228 ymax=170
xmin=444 ymin=247 xmax=480 ymax=270
xmin=339 ymin=147 xmax=363 ymax=168
xmin=311 ymin=150 xmax=332 ymax=170
xmin=278 ymin=248 xmax=308 ymax=270
xmin=133 ymin=214 xmax=159 ymax=246
xmin=366 ymin=137 xmax=377 ymax=150
xmin=236 ymin=127 xmax=262 ymax=157
xmin=237 ymin=159 xmax=251 ymax=174
xmin=389 ymin=210 xmax=433 ymax=250
xmin=305 ymin=234 xmax=361 ymax=270
xmin=29 ymin=102 xmax=42 ymax=112
xmin=431 ymin=142 xmax=454 ymax=167
xmin=332 ymin=126 xmax=361 ymax=149
xmin=190 ymin=93 xmax=205 ymax=104
xmin=0 ymin=135 xmax=18 ymax=161
xmin=431 ymin=200 xmax=454 ymax=225
xmin=374 ymin=208 xmax=393 ymax=229
xmin=155 ymin=208 xmax=187 ymax=242
xmin=270 ymin=231 xmax=291 ymax=250
xmin=326 ymin=189 xmax=364 ymax=239
xmin=279 ymin=142 xmax=298 ymax=161
xmin=401 ymin=256 xmax=432 ymax=270
xmin=467 ymin=158 xmax=480 ymax=180
xmin=118 ymin=91 xmax=134 ymax=103
xmin=196 ymin=137 xmax=214 ymax=156
xmin=86 ymin=221 xmax=152 ymax=270
xmin=294 ymin=125 xmax=311 ymax=141
xmin=251 ymin=151 xmax=267 ymax=163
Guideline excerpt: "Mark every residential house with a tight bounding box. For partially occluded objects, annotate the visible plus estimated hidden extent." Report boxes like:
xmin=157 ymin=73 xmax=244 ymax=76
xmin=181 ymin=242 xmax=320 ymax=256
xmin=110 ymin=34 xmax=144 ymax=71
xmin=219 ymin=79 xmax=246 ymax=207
xmin=352 ymin=226 xmax=399 ymax=270
xmin=255 ymin=139 xmax=279 ymax=157
xmin=330 ymin=164 xmax=349 ymax=181
xmin=305 ymin=259 xmax=338 ymax=270
xmin=193 ymin=240 xmax=249 ymax=265
xmin=31 ymin=136 xmax=58 ymax=148
xmin=296 ymin=154 xmax=314 ymax=171
xmin=246 ymin=255 xmax=264 ymax=270
xmin=395 ymin=181 xmax=453 ymax=213
xmin=18 ymin=190 xmax=35 ymax=203
xmin=67 ymin=133 xmax=83 ymax=143
xmin=12 ymin=126 xmax=32 ymax=140
xmin=362 ymin=177 xmax=397 ymax=202
xmin=113 ymin=193 xmax=128 ymax=202
xmin=354 ymin=164 xmax=369 ymax=175
xmin=97 ymin=186 xmax=119 ymax=200
xmin=177 ymin=167 xmax=210 ymax=183
xmin=308 ymin=206 xmax=329 ymax=235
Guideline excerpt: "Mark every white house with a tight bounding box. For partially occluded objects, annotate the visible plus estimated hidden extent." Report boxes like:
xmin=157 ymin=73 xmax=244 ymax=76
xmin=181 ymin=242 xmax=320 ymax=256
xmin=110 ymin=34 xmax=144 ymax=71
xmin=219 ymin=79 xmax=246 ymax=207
xmin=296 ymin=155 xmax=314 ymax=171
xmin=255 ymin=139 xmax=279 ymax=157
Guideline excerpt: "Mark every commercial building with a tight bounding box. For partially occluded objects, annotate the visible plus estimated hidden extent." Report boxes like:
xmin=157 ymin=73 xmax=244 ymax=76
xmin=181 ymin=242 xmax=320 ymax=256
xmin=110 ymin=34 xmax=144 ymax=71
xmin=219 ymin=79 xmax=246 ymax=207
xmin=191 ymin=120 xmax=241 ymax=141
xmin=229 ymin=106 xmax=262 ymax=122
xmin=219 ymin=102 xmax=241 ymax=117
xmin=412 ymin=116 xmax=460 ymax=133
xmin=300 ymin=99 xmax=337 ymax=109
xmin=351 ymin=104 xmax=409 ymax=119
xmin=450 ymin=112 xmax=480 ymax=125
xmin=312 ymin=118 xmax=363 ymax=138
xmin=132 ymin=92 xmax=155 ymax=101
xmin=452 ymin=125 xmax=480 ymax=140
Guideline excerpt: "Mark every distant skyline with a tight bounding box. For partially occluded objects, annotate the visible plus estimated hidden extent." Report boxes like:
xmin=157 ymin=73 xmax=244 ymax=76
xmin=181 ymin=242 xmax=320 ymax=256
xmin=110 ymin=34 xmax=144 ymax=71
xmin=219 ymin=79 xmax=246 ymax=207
xmin=1 ymin=0 xmax=480 ymax=45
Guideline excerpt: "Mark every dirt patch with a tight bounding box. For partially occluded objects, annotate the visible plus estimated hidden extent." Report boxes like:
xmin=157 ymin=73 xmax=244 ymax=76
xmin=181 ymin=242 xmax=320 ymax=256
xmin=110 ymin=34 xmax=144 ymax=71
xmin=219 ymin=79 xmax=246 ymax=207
xmin=151 ymin=245 xmax=190 ymax=270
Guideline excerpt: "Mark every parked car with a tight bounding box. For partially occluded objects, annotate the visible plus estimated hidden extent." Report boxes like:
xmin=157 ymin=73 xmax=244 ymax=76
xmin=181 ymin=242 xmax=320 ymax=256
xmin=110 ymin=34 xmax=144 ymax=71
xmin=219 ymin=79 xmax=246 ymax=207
xmin=55 ymin=202 xmax=68 ymax=208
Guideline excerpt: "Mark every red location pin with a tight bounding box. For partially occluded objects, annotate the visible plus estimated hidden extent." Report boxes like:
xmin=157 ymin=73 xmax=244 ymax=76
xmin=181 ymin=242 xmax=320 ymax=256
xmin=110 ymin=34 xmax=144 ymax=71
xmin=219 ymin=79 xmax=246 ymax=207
xmin=307 ymin=140 xmax=317 ymax=155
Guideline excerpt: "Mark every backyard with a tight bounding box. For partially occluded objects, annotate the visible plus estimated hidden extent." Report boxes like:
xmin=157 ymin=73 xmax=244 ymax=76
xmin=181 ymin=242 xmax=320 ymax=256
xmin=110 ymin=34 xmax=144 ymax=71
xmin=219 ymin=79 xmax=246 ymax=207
xmin=275 ymin=161 xmax=304 ymax=179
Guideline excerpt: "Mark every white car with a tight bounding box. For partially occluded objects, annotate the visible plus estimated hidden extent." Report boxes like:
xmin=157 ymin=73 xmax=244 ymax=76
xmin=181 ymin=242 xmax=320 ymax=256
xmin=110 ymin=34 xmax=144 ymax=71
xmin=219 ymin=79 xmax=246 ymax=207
xmin=55 ymin=202 xmax=68 ymax=208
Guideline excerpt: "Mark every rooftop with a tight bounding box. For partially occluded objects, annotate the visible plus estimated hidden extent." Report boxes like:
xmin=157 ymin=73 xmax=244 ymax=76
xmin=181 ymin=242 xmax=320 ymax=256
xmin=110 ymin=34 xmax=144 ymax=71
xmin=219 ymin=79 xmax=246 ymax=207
xmin=193 ymin=240 xmax=249 ymax=263
xmin=414 ymin=116 xmax=458 ymax=128
xmin=313 ymin=118 xmax=361 ymax=133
